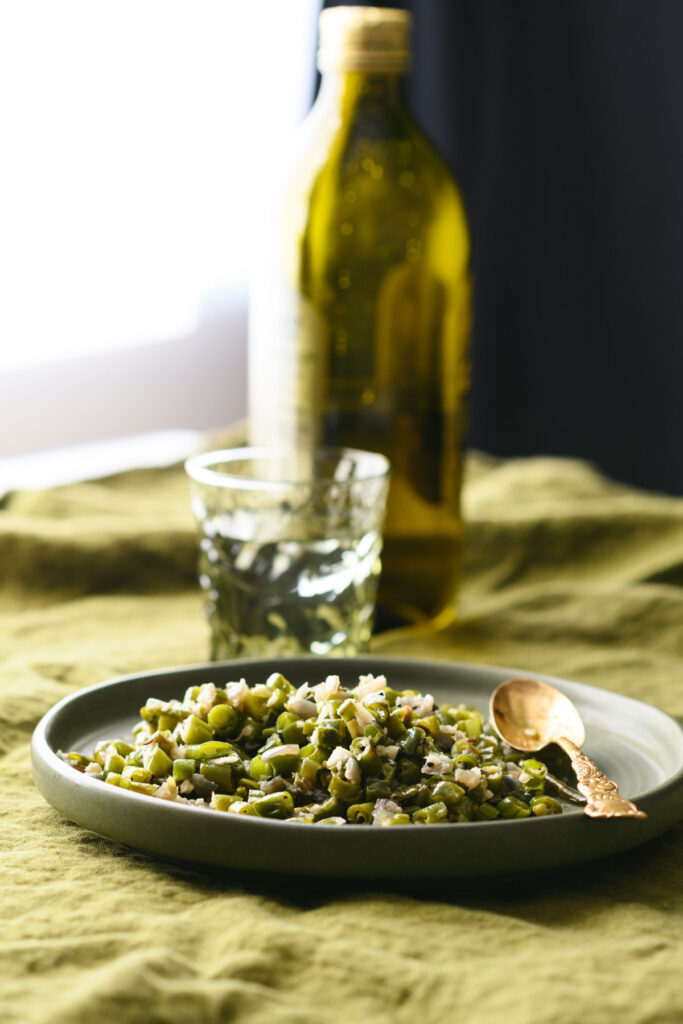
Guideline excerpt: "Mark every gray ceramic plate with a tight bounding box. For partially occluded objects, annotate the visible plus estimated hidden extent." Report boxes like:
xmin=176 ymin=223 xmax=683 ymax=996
xmin=31 ymin=656 xmax=683 ymax=878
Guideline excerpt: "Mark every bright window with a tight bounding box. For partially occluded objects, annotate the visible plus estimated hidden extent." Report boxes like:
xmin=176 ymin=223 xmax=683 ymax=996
xmin=0 ymin=0 xmax=319 ymax=453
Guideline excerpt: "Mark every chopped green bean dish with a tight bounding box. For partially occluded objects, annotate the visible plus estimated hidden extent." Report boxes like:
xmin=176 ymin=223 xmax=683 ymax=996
xmin=59 ymin=673 xmax=564 ymax=825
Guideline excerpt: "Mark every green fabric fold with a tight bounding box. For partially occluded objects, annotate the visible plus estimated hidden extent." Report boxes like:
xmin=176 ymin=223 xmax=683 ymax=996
xmin=2 ymin=450 xmax=682 ymax=1024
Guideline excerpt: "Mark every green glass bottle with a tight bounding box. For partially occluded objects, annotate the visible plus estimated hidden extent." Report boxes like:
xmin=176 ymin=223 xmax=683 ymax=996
xmin=248 ymin=6 xmax=471 ymax=629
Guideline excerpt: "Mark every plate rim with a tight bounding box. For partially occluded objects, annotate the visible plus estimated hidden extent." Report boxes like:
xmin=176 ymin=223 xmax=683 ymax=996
xmin=30 ymin=656 xmax=683 ymax=876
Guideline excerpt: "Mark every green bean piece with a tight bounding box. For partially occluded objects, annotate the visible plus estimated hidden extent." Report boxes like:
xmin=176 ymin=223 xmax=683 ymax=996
xmin=228 ymin=800 xmax=259 ymax=815
xmin=208 ymin=703 xmax=239 ymax=736
xmin=139 ymin=702 xmax=162 ymax=722
xmin=429 ymin=780 xmax=465 ymax=807
xmin=276 ymin=711 xmax=297 ymax=731
xmin=298 ymin=756 xmax=320 ymax=783
xmin=386 ymin=708 xmax=408 ymax=739
xmin=347 ymin=801 xmax=375 ymax=824
xmin=472 ymin=801 xmax=499 ymax=820
xmin=244 ymin=685 xmax=271 ymax=720
xmin=395 ymin=782 xmax=431 ymax=807
xmin=364 ymin=698 xmax=388 ymax=723
xmin=158 ymin=714 xmax=178 ymax=732
xmin=265 ymin=672 xmax=294 ymax=695
xmin=413 ymin=801 xmax=448 ymax=824
xmin=498 ymin=795 xmax=532 ymax=819
xmin=530 ymin=795 xmax=563 ymax=816
xmin=305 ymin=745 xmax=328 ymax=767
xmin=316 ymin=720 xmax=345 ymax=749
xmin=476 ymin=736 xmax=500 ymax=758
xmin=129 ymin=781 xmax=158 ymax=797
xmin=122 ymin=766 xmax=153 ymax=784
xmin=455 ymin=795 xmax=475 ymax=821
xmin=104 ymin=752 xmax=126 ymax=775
xmin=349 ymin=737 xmax=381 ymax=775
xmin=453 ymin=738 xmax=480 ymax=757
xmin=109 ymin=740 xmax=134 ymax=756
xmin=132 ymin=722 xmax=153 ymax=743
xmin=378 ymin=761 xmax=396 ymax=783
xmin=328 ymin=774 xmax=362 ymax=803
xmin=396 ymin=758 xmax=421 ymax=784
xmin=172 ymin=759 xmax=195 ymax=782
xmin=142 ymin=746 xmax=173 ymax=778
xmin=240 ymin=719 xmax=267 ymax=747
xmin=416 ymin=714 xmax=441 ymax=737
xmin=211 ymin=793 xmax=238 ymax=812
xmin=453 ymin=752 xmax=478 ymax=769
xmin=250 ymin=791 xmax=294 ymax=819
xmin=363 ymin=722 xmax=384 ymax=745
xmin=481 ymin=762 xmax=504 ymax=792
xmin=262 ymin=750 xmax=299 ymax=776
xmin=545 ymin=771 xmax=586 ymax=804
xmin=265 ymin=686 xmax=291 ymax=713
xmin=461 ymin=716 xmax=483 ymax=739
xmin=62 ymin=752 xmax=92 ymax=770
xmin=387 ymin=813 xmax=411 ymax=825
xmin=312 ymin=795 xmax=345 ymax=821
xmin=520 ymin=759 xmax=547 ymax=791
xmin=182 ymin=715 xmax=213 ymax=745
xmin=274 ymin=712 xmax=306 ymax=745
xmin=152 ymin=731 xmax=177 ymax=755
xmin=104 ymin=773 xmax=132 ymax=789
xmin=200 ymin=762 xmax=233 ymax=791
xmin=248 ymin=755 xmax=270 ymax=781
xmin=365 ymin=779 xmax=392 ymax=800
xmin=398 ymin=727 xmax=426 ymax=756
xmin=468 ymin=781 xmax=486 ymax=805
xmin=337 ymin=698 xmax=357 ymax=722
xmin=183 ymin=741 xmax=234 ymax=761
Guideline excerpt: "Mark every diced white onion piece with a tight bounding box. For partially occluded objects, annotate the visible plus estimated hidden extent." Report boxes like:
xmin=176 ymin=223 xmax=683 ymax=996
xmin=286 ymin=695 xmax=318 ymax=719
xmin=454 ymin=767 xmax=482 ymax=790
xmin=326 ymin=746 xmax=352 ymax=769
xmin=396 ymin=693 xmax=434 ymax=718
xmin=312 ymin=674 xmax=341 ymax=702
xmin=376 ymin=745 xmax=399 ymax=760
xmin=354 ymin=703 xmax=374 ymax=729
xmin=261 ymin=744 xmax=300 ymax=762
xmin=355 ymin=674 xmax=388 ymax=698
xmin=421 ymin=752 xmax=454 ymax=776
xmin=225 ymin=680 xmax=249 ymax=709
xmin=344 ymin=757 xmax=361 ymax=785
xmin=372 ymin=798 xmax=402 ymax=826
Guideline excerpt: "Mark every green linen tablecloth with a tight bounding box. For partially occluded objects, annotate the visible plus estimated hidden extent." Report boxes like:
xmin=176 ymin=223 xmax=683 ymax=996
xmin=2 ymin=450 xmax=682 ymax=1024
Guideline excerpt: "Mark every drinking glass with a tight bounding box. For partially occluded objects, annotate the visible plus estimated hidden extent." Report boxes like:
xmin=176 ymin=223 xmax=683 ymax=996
xmin=185 ymin=447 xmax=390 ymax=659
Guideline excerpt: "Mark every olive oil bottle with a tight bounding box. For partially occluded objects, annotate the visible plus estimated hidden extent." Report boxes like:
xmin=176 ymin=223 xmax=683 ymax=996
xmin=248 ymin=6 xmax=471 ymax=629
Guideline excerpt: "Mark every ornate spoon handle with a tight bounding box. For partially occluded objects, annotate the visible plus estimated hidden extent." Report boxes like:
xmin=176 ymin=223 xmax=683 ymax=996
xmin=556 ymin=737 xmax=647 ymax=819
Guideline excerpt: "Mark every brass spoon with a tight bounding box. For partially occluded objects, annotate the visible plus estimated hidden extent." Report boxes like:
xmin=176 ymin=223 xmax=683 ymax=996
xmin=490 ymin=677 xmax=647 ymax=819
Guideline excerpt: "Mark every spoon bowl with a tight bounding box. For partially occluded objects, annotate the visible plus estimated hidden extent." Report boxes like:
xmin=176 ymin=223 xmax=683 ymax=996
xmin=490 ymin=677 xmax=647 ymax=820
xmin=490 ymin=676 xmax=585 ymax=752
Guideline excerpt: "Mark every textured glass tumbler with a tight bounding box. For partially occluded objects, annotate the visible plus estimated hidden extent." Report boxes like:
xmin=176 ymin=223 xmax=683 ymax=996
xmin=185 ymin=447 xmax=390 ymax=660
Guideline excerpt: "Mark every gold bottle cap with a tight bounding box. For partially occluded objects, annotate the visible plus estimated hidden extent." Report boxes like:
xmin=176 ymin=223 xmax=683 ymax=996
xmin=317 ymin=6 xmax=411 ymax=73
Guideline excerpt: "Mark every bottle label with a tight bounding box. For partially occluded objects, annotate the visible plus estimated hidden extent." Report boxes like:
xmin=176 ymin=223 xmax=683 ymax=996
xmin=248 ymin=282 xmax=326 ymax=448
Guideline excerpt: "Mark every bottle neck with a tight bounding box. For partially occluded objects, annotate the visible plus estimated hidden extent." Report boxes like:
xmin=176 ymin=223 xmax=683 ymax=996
xmin=315 ymin=69 xmax=405 ymax=118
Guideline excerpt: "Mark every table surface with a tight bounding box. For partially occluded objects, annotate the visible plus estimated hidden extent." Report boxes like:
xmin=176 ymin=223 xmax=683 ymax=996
xmin=2 ymin=443 xmax=682 ymax=1024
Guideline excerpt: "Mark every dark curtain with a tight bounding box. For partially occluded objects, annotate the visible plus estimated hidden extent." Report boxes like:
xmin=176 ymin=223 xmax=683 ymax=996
xmin=320 ymin=0 xmax=683 ymax=495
